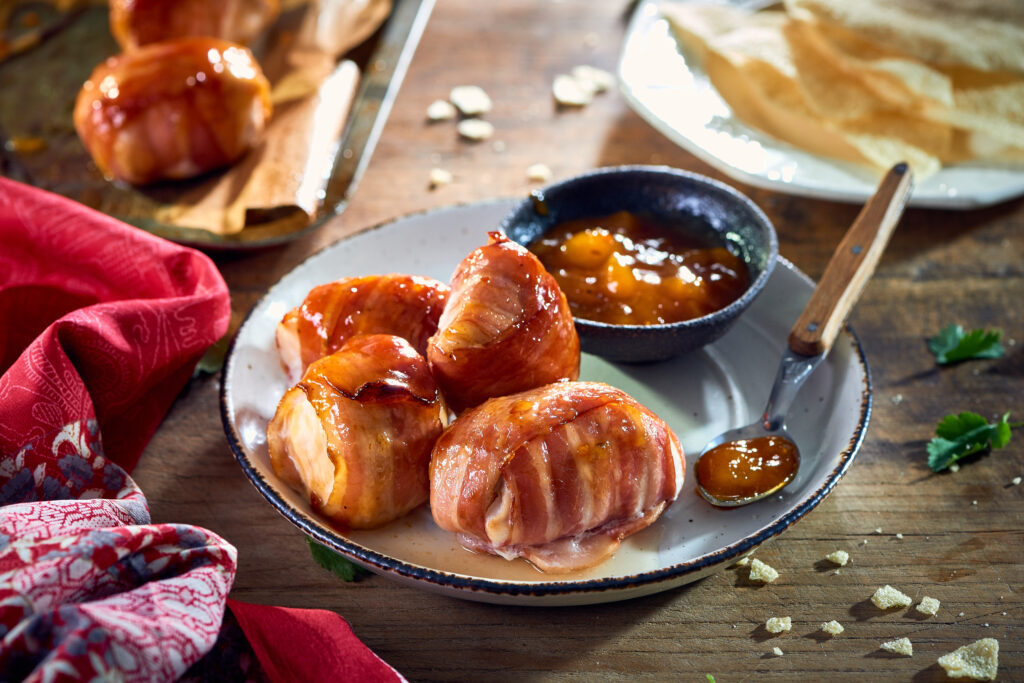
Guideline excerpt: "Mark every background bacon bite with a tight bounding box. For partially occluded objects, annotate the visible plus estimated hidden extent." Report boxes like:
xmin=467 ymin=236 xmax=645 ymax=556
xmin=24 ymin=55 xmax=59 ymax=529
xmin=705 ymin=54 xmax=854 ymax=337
xmin=429 ymin=381 xmax=684 ymax=573
xmin=276 ymin=274 xmax=449 ymax=383
xmin=109 ymin=0 xmax=281 ymax=51
xmin=267 ymin=334 xmax=446 ymax=530
xmin=427 ymin=231 xmax=580 ymax=413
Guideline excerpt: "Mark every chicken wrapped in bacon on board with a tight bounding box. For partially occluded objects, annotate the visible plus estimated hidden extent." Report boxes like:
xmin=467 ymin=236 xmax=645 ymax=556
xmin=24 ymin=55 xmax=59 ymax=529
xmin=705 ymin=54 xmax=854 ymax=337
xmin=276 ymin=274 xmax=449 ymax=384
xmin=268 ymin=334 xmax=446 ymax=530
xmin=430 ymin=381 xmax=685 ymax=573
xmin=109 ymin=0 xmax=280 ymax=50
xmin=427 ymin=231 xmax=580 ymax=413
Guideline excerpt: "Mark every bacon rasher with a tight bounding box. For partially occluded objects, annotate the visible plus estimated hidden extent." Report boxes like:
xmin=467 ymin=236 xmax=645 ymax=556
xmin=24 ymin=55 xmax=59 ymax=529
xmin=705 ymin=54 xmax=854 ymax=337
xmin=276 ymin=274 xmax=449 ymax=383
xmin=268 ymin=335 xmax=446 ymax=529
xmin=429 ymin=381 xmax=684 ymax=573
xmin=427 ymin=232 xmax=580 ymax=413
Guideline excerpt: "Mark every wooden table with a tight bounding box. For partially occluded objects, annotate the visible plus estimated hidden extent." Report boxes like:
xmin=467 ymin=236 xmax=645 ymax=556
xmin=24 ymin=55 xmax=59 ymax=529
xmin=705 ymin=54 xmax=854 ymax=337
xmin=134 ymin=1 xmax=1024 ymax=679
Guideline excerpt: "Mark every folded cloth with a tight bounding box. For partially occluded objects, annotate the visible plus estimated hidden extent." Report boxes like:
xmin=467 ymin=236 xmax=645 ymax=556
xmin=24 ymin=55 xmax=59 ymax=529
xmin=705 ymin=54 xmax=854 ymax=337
xmin=0 ymin=179 xmax=405 ymax=683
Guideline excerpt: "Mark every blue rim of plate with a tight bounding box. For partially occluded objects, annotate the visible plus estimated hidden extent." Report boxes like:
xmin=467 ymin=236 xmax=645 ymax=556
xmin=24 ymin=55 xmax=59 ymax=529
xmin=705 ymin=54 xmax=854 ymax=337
xmin=219 ymin=199 xmax=872 ymax=600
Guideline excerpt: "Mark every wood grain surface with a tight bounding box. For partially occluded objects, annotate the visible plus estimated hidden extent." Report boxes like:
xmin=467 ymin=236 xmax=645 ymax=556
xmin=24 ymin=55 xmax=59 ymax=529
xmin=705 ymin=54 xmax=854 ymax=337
xmin=132 ymin=1 xmax=1024 ymax=680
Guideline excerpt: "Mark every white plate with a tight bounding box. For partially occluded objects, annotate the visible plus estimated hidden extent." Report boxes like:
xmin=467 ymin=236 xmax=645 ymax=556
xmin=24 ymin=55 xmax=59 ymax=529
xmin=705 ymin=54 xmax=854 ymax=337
xmin=618 ymin=0 xmax=1024 ymax=209
xmin=221 ymin=199 xmax=870 ymax=606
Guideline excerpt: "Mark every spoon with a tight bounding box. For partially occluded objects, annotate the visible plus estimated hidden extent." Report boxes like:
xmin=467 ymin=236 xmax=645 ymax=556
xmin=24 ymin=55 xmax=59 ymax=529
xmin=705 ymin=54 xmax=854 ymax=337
xmin=695 ymin=162 xmax=914 ymax=507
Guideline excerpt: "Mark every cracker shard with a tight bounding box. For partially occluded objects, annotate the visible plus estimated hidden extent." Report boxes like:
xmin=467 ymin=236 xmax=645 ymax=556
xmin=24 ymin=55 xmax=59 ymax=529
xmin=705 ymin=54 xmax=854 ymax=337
xmin=916 ymin=596 xmax=940 ymax=616
xmin=937 ymin=638 xmax=999 ymax=681
xmin=825 ymin=550 xmax=849 ymax=566
xmin=749 ymin=558 xmax=779 ymax=583
xmin=766 ymin=616 xmax=792 ymax=633
xmin=821 ymin=620 xmax=844 ymax=636
xmin=881 ymin=637 xmax=913 ymax=656
xmin=871 ymin=584 xmax=912 ymax=609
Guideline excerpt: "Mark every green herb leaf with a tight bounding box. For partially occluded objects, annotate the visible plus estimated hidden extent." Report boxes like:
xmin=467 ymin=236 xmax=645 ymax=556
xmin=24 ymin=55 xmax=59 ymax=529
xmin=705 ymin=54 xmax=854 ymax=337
xmin=307 ymin=538 xmax=367 ymax=582
xmin=928 ymin=324 xmax=1004 ymax=364
xmin=927 ymin=412 xmax=1019 ymax=472
xmin=706 ymin=676 xmax=716 ymax=683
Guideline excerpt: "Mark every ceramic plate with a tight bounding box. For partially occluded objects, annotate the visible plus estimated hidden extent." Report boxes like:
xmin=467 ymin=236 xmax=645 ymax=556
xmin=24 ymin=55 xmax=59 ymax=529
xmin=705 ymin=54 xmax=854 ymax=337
xmin=618 ymin=0 xmax=1024 ymax=209
xmin=221 ymin=199 xmax=871 ymax=606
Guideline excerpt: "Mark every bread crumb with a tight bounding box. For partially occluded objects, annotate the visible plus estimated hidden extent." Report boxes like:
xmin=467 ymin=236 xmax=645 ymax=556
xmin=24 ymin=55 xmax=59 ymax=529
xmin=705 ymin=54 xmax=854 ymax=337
xmin=881 ymin=637 xmax=913 ymax=656
xmin=428 ymin=168 xmax=452 ymax=188
xmin=449 ymin=86 xmax=491 ymax=116
xmin=571 ymin=65 xmax=614 ymax=93
xmin=950 ymin=463 xmax=960 ymax=472
xmin=749 ymin=558 xmax=779 ymax=583
xmin=735 ymin=556 xmax=751 ymax=567
xmin=552 ymin=74 xmax=593 ymax=107
xmin=862 ymin=539 xmax=868 ymax=545
xmin=896 ymin=533 xmax=904 ymax=539
xmin=825 ymin=550 xmax=849 ymax=566
xmin=820 ymin=620 xmax=844 ymax=636
xmin=526 ymin=163 xmax=553 ymax=183
xmin=972 ymin=500 xmax=978 ymax=505
xmin=871 ymin=585 xmax=912 ymax=609
xmin=772 ymin=646 xmax=784 ymax=657
xmin=874 ymin=527 xmax=883 ymax=534
xmin=426 ymin=99 xmax=456 ymax=121
xmin=1012 ymin=476 xmax=1021 ymax=485
xmin=890 ymin=393 xmax=903 ymax=404
xmin=917 ymin=596 xmax=941 ymax=616
xmin=833 ymin=569 xmax=841 ymax=575
xmin=766 ymin=616 xmax=792 ymax=634
xmin=456 ymin=119 xmax=494 ymax=141
xmin=959 ymin=612 xmax=966 ymax=617
xmin=937 ymin=638 xmax=999 ymax=681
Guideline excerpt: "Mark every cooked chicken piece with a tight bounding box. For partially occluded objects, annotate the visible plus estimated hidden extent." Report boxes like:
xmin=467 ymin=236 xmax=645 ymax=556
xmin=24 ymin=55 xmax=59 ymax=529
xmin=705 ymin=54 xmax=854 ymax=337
xmin=430 ymin=381 xmax=684 ymax=572
xmin=428 ymin=231 xmax=580 ymax=413
xmin=268 ymin=334 xmax=446 ymax=530
xmin=276 ymin=274 xmax=449 ymax=384
xmin=73 ymin=38 xmax=271 ymax=185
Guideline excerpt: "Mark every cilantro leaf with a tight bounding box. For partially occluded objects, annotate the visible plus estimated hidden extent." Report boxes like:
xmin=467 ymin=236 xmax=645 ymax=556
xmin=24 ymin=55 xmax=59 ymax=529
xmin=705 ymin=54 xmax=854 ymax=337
xmin=927 ymin=412 xmax=1020 ymax=472
xmin=307 ymin=538 xmax=367 ymax=581
xmin=928 ymin=324 xmax=1004 ymax=364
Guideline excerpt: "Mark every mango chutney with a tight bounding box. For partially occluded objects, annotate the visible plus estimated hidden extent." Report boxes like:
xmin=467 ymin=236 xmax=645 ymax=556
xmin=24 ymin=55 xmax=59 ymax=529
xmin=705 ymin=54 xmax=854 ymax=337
xmin=530 ymin=211 xmax=749 ymax=325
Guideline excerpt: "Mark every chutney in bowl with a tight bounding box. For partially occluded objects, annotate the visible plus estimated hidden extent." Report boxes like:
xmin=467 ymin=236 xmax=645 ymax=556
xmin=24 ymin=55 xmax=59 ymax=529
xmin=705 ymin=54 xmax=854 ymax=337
xmin=499 ymin=166 xmax=777 ymax=362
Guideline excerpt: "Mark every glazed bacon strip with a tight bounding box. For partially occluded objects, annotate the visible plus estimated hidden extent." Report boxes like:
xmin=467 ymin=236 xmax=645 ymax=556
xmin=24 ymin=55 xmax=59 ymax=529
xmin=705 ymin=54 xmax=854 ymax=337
xmin=268 ymin=335 xmax=446 ymax=529
xmin=430 ymin=381 xmax=684 ymax=572
xmin=276 ymin=274 xmax=449 ymax=383
xmin=428 ymin=232 xmax=579 ymax=412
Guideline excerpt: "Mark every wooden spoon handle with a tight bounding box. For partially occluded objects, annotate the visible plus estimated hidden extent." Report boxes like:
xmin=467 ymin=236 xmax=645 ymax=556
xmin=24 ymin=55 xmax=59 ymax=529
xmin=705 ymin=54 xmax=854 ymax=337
xmin=788 ymin=163 xmax=914 ymax=356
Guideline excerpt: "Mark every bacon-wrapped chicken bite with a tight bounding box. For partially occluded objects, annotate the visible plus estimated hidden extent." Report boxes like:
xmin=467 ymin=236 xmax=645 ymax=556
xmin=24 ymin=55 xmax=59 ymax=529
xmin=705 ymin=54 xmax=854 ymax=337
xmin=427 ymin=231 xmax=580 ymax=413
xmin=430 ymin=381 xmax=684 ymax=573
xmin=73 ymin=38 xmax=271 ymax=185
xmin=276 ymin=274 xmax=450 ymax=384
xmin=268 ymin=335 xmax=446 ymax=529
xmin=109 ymin=0 xmax=280 ymax=50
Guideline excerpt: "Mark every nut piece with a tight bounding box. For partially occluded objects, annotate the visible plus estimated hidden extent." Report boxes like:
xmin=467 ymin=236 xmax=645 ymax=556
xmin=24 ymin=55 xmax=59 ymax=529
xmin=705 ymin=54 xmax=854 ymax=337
xmin=552 ymin=74 xmax=593 ymax=107
xmin=456 ymin=119 xmax=494 ymax=141
xmin=871 ymin=585 xmax=912 ymax=609
xmin=881 ymin=637 xmax=914 ymax=656
xmin=572 ymin=65 xmax=614 ymax=93
xmin=937 ymin=638 xmax=999 ymax=681
xmin=749 ymin=558 xmax=779 ymax=583
xmin=526 ymin=163 xmax=553 ymax=183
xmin=820 ymin=620 xmax=844 ymax=636
xmin=449 ymin=85 xmax=492 ymax=116
xmin=766 ymin=616 xmax=791 ymax=634
xmin=428 ymin=168 xmax=452 ymax=188
xmin=916 ymin=596 xmax=941 ymax=616
xmin=825 ymin=550 xmax=849 ymax=566
xmin=426 ymin=99 xmax=456 ymax=121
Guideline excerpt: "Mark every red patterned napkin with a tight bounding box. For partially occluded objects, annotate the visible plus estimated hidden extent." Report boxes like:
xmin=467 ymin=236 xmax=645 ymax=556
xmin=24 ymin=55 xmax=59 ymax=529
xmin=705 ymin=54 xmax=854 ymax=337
xmin=0 ymin=179 xmax=403 ymax=682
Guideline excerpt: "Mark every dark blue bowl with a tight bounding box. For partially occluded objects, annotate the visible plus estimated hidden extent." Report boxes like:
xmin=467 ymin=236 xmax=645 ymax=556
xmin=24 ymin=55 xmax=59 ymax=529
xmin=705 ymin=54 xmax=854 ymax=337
xmin=499 ymin=166 xmax=778 ymax=362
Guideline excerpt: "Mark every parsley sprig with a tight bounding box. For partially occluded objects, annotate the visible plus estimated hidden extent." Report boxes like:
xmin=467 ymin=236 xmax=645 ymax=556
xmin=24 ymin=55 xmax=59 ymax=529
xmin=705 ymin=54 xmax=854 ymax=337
xmin=928 ymin=324 xmax=1004 ymax=365
xmin=927 ymin=412 xmax=1022 ymax=472
xmin=307 ymin=538 xmax=368 ymax=582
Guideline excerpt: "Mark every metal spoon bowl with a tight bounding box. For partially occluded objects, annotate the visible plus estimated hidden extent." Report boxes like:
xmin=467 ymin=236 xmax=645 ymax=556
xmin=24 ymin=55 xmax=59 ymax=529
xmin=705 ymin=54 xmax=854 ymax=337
xmin=695 ymin=163 xmax=914 ymax=507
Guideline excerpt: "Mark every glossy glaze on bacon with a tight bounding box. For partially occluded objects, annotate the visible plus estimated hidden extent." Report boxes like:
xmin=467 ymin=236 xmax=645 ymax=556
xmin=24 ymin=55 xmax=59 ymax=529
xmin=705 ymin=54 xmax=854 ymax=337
xmin=276 ymin=274 xmax=450 ymax=384
xmin=109 ymin=0 xmax=281 ymax=50
xmin=427 ymin=232 xmax=580 ymax=413
xmin=73 ymin=38 xmax=271 ymax=185
xmin=267 ymin=335 xmax=446 ymax=530
xmin=429 ymin=381 xmax=684 ymax=573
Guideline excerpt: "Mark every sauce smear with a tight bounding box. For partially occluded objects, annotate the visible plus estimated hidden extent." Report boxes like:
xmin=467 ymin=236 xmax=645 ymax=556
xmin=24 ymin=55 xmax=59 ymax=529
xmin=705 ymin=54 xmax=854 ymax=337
xmin=531 ymin=211 xmax=749 ymax=325
xmin=696 ymin=435 xmax=798 ymax=504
